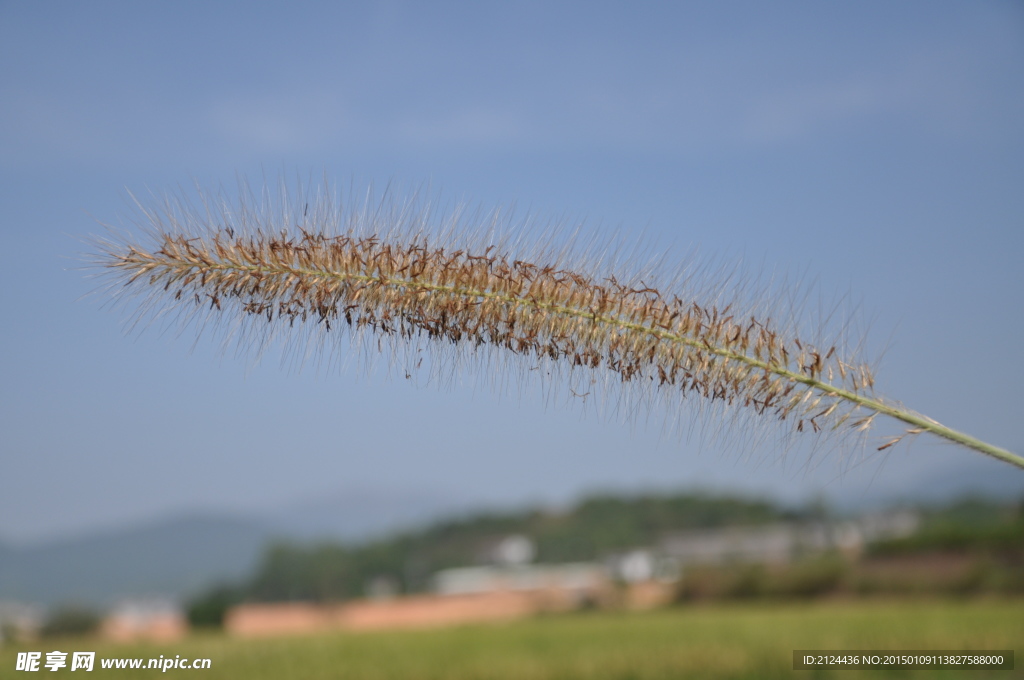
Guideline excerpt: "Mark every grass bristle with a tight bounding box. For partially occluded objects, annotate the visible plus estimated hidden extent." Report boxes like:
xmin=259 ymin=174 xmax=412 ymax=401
xmin=86 ymin=178 xmax=1024 ymax=470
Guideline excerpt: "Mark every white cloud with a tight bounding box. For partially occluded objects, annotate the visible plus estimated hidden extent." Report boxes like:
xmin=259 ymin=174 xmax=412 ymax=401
xmin=741 ymin=80 xmax=881 ymax=143
xmin=208 ymin=90 xmax=353 ymax=153
xmin=737 ymin=43 xmax=1024 ymax=146
xmin=395 ymin=107 xmax=527 ymax=146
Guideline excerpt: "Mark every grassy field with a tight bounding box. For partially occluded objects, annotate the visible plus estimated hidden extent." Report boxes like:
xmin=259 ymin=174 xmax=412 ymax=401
xmin=4 ymin=600 xmax=1021 ymax=679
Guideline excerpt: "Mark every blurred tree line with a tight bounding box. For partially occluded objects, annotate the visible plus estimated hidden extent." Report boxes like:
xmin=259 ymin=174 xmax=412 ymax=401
xmin=187 ymin=492 xmax=1024 ymax=627
xmin=678 ymin=496 xmax=1024 ymax=603
xmin=187 ymin=490 xmax=791 ymax=625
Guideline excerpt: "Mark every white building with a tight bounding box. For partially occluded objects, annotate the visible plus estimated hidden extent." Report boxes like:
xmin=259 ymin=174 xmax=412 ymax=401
xmin=658 ymin=511 xmax=920 ymax=567
xmin=433 ymin=563 xmax=607 ymax=597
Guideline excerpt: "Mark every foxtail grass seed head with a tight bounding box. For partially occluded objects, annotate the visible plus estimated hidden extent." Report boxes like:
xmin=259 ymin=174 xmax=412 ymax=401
xmin=88 ymin=178 xmax=1024 ymax=470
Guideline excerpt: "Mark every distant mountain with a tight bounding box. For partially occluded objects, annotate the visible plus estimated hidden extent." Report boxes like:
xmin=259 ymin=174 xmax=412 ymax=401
xmin=830 ymin=456 xmax=1024 ymax=512
xmin=257 ymin=487 xmax=480 ymax=542
xmin=0 ymin=515 xmax=270 ymax=607
xmin=0 ymin=487 xmax=476 ymax=607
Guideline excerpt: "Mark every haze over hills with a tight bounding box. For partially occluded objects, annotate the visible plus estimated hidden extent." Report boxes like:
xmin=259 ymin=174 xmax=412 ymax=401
xmin=0 ymin=487 xmax=477 ymax=607
xmin=0 ymin=515 xmax=269 ymax=607
xmin=258 ymin=487 xmax=481 ymax=541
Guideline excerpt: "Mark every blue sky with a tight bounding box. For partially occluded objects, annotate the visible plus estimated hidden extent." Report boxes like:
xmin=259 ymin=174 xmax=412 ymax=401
xmin=1 ymin=1 xmax=1023 ymax=542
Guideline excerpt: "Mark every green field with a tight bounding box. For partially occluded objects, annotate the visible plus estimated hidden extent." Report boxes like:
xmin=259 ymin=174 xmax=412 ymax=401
xmin=4 ymin=600 xmax=1021 ymax=679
